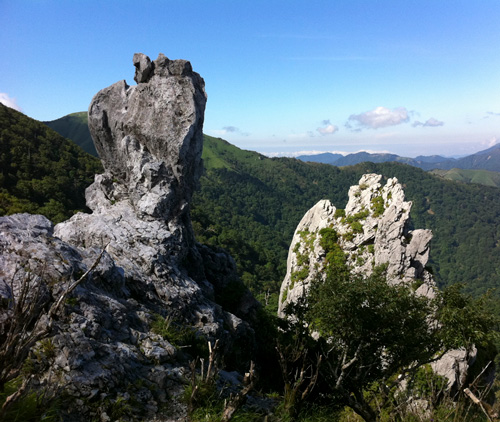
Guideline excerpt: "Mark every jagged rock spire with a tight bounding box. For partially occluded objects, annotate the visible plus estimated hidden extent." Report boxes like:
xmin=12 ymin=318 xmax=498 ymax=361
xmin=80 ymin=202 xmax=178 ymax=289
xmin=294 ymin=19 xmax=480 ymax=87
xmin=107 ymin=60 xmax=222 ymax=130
xmin=278 ymin=173 xmax=474 ymax=390
xmin=87 ymin=53 xmax=206 ymax=220
xmin=278 ymin=174 xmax=434 ymax=315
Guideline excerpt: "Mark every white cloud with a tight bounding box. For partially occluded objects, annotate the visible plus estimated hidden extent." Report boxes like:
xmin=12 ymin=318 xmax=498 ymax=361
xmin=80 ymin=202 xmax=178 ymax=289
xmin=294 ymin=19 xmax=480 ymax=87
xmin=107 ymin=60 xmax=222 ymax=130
xmin=412 ymin=117 xmax=444 ymax=127
xmin=209 ymin=126 xmax=250 ymax=137
xmin=348 ymin=106 xmax=409 ymax=129
xmin=316 ymin=119 xmax=339 ymax=136
xmin=0 ymin=93 xmax=22 ymax=111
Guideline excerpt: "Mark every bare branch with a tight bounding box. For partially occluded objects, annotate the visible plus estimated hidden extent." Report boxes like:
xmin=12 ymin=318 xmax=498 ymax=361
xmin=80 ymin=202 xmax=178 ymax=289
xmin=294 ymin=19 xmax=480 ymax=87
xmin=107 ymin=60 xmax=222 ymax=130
xmin=220 ymin=361 xmax=256 ymax=422
xmin=48 ymin=244 xmax=109 ymax=320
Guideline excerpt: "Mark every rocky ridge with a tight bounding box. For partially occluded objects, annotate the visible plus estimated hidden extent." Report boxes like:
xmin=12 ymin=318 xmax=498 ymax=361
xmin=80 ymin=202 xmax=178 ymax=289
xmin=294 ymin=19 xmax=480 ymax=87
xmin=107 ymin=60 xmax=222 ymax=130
xmin=0 ymin=53 xmax=257 ymax=421
xmin=278 ymin=173 xmax=474 ymax=388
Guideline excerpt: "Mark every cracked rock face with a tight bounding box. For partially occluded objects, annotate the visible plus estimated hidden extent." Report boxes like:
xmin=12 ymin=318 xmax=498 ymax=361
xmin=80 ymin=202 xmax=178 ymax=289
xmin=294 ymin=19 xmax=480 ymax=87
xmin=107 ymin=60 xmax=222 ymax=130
xmin=0 ymin=54 xmax=257 ymax=421
xmin=278 ymin=174 xmax=475 ymax=389
xmin=87 ymin=52 xmax=206 ymax=221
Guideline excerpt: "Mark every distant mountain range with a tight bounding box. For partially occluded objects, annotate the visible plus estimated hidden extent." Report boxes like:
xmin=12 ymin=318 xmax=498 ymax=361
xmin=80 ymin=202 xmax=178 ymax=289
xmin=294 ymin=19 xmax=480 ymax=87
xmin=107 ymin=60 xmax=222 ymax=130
xmin=298 ymin=144 xmax=500 ymax=172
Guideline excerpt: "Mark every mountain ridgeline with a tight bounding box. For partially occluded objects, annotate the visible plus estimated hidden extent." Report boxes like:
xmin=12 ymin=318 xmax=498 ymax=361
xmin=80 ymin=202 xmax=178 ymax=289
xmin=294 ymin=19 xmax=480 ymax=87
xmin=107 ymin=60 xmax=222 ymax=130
xmin=193 ymin=136 xmax=500 ymax=307
xmin=298 ymin=144 xmax=500 ymax=172
xmin=44 ymin=111 xmax=97 ymax=156
xmin=3 ymin=108 xmax=500 ymax=309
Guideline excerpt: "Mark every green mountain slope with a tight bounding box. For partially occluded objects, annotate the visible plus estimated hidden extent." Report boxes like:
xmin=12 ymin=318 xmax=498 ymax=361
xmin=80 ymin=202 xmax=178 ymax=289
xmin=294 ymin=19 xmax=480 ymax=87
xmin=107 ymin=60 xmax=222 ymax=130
xmin=194 ymin=136 xmax=362 ymax=306
xmin=431 ymin=168 xmax=500 ymax=187
xmin=44 ymin=111 xmax=97 ymax=156
xmin=0 ymin=104 xmax=102 ymax=222
xmin=195 ymin=136 xmax=500 ymax=309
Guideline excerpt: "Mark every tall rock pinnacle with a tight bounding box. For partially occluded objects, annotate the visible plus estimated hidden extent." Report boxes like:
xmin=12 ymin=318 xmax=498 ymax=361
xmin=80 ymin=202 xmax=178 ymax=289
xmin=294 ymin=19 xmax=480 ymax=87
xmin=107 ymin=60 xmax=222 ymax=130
xmin=55 ymin=53 xmax=208 ymax=271
xmin=87 ymin=53 xmax=206 ymax=220
xmin=278 ymin=174 xmax=475 ymax=390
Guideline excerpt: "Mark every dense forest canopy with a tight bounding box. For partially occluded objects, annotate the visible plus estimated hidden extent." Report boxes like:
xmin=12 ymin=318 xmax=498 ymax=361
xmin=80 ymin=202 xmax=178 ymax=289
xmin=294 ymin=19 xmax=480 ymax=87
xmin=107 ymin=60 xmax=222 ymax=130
xmin=0 ymin=105 xmax=102 ymax=223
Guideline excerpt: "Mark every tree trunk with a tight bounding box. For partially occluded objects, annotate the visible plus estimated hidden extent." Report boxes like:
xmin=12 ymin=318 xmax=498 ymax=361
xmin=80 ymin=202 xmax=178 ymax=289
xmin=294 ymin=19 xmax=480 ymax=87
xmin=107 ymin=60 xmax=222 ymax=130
xmin=347 ymin=390 xmax=379 ymax=422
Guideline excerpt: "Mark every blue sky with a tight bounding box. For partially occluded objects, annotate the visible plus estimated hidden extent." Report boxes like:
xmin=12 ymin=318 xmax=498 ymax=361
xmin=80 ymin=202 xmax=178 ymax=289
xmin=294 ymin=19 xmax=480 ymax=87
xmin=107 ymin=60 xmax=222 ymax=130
xmin=1 ymin=0 xmax=499 ymax=157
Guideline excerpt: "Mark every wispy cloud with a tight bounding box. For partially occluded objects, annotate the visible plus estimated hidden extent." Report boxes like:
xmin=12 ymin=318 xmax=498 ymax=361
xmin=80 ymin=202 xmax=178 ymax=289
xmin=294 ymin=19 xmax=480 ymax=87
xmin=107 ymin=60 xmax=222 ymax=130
xmin=348 ymin=106 xmax=409 ymax=129
xmin=222 ymin=126 xmax=239 ymax=133
xmin=486 ymin=136 xmax=500 ymax=147
xmin=210 ymin=126 xmax=250 ymax=137
xmin=0 ymin=93 xmax=21 ymax=111
xmin=412 ymin=117 xmax=444 ymax=127
xmin=316 ymin=119 xmax=339 ymax=136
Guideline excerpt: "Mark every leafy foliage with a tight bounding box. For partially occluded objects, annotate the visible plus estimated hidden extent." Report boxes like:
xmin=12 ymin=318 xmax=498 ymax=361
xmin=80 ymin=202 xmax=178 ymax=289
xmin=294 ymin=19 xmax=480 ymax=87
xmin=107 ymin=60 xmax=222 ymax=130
xmin=300 ymin=258 xmax=497 ymax=421
xmin=0 ymin=377 xmax=60 ymax=422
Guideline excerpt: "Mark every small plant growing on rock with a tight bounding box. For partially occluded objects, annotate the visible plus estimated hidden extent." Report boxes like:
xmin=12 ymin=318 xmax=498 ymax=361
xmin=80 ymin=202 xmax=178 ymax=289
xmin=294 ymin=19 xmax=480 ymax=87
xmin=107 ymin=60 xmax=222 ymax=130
xmin=334 ymin=208 xmax=345 ymax=219
xmin=371 ymin=195 xmax=385 ymax=217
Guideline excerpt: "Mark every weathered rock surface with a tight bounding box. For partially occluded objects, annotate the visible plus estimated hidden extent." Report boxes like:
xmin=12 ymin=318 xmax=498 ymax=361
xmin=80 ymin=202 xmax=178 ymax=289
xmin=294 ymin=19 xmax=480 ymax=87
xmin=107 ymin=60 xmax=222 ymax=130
xmin=0 ymin=54 xmax=258 ymax=421
xmin=278 ymin=174 xmax=475 ymax=389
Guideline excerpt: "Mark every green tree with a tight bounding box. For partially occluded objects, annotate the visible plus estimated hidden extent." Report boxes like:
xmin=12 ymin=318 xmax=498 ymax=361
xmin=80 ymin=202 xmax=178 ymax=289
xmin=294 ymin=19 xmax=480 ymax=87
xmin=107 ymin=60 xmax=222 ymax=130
xmin=299 ymin=266 xmax=497 ymax=422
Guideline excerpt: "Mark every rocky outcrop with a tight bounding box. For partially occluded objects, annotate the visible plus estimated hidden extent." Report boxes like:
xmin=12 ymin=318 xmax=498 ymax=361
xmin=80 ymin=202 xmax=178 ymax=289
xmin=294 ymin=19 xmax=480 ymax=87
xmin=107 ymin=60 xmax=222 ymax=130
xmin=279 ymin=174 xmax=434 ymax=313
xmin=278 ymin=174 xmax=475 ymax=389
xmin=0 ymin=54 xmax=258 ymax=421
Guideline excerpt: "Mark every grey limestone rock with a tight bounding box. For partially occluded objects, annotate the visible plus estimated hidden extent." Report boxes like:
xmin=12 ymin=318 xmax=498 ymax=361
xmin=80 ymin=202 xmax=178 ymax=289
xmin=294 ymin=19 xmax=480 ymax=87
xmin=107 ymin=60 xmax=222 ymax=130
xmin=0 ymin=54 xmax=257 ymax=421
xmin=278 ymin=174 xmax=473 ymax=390
xmin=133 ymin=53 xmax=154 ymax=83
xmin=85 ymin=52 xmax=206 ymax=222
xmin=278 ymin=174 xmax=430 ymax=315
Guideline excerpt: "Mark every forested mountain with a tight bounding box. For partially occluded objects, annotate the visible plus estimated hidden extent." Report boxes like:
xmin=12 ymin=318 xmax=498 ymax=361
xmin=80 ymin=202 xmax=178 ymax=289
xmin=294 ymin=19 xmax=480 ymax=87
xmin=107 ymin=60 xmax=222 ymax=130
xmin=431 ymin=168 xmax=500 ymax=188
xmin=0 ymin=104 xmax=102 ymax=222
xmin=193 ymin=136 xmax=500 ymax=310
xmin=298 ymin=151 xmax=415 ymax=167
xmin=3 ymin=107 xmax=500 ymax=312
